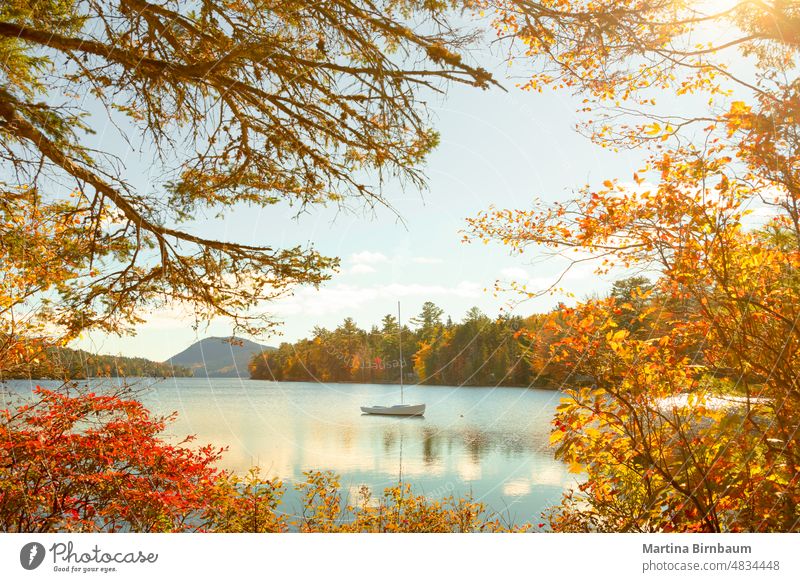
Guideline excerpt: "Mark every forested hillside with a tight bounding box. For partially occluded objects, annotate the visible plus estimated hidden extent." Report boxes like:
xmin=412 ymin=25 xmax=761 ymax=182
xmin=250 ymin=302 xmax=536 ymax=386
xmin=167 ymin=337 xmax=273 ymax=377
xmin=1 ymin=345 xmax=192 ymax=380
xmin=249 ymin=278 xmax=723 ymax=390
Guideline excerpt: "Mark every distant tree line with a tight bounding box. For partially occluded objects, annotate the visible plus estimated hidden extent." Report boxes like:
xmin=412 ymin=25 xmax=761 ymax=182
xmin=1 ymin=345 xmax=192 ymax=381
xmin=246 ymin=300 xmax=558 ymax=387
xmin=249 ymin=278 xmax=710 ymax=389
xmin=249 ymin=301 xmax=535 ymax=386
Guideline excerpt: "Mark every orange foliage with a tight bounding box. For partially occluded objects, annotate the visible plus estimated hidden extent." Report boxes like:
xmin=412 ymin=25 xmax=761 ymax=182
xmin=468 ymin=0 xmax=800 ymax=531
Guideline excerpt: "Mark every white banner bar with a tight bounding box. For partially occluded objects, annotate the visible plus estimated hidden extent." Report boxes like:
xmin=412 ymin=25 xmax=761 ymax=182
xmin=1 ymin=533 xmax=798 ymax=581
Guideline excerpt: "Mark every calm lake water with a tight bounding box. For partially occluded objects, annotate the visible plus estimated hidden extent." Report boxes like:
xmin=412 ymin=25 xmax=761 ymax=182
xmin=2 ymin=378 xmax=575 ymax=527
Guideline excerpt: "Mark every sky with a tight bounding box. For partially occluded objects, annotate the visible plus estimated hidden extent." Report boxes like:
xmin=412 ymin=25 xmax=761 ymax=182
xmin=75 ymin=40 xmax=651 ymax=361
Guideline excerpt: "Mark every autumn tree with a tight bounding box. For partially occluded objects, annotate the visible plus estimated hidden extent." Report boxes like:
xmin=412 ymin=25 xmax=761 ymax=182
xmin=376 ymin=313 xmax=402 ymax=374
xmin=0 ymin=0 xmax=494 ymax=368
xmin=410 ymin=301 xmax=446 ymax=342
xmin=0 ymin=385 xmax=227 ymax=532
xmin=251 ymin=307 xmax=537 ymax=387
xmin=0 ymin=191 xmax=85 ymax=375
xmin=468 ymin=0 xmax=800 ymax=531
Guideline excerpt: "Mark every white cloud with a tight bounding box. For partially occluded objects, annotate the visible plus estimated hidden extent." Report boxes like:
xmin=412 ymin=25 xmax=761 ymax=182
xmin=350 ymin=251 xmax=388 ymax=264
xmin=500 ymin=267 xmax=530 ymax=280
xmin=497 ymin=263 xmax=605 ymax=296
xmin=347 ymin=250 xmax=390 ymax=274
xmin=347 ymin=252 xmax=445 ymax=273
xmin=132 ymin=304 xmax=200 ymax=331
xmin=349 ymin=264 xmax=376 ymax=274
xmin=382 ymin=281 xmax=482 ymax=298
xmin=499 ymin=267 xmax=552 ymax=290
xmin=269 ymin=281 xmax=482 ymax=317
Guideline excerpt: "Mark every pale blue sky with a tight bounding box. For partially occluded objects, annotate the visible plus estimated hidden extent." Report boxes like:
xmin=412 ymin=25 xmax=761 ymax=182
xmin=76 ymin=53 xmax=649 ymax=361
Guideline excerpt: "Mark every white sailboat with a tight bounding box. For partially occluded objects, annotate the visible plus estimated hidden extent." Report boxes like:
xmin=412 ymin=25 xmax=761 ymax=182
xmin=360 ymin=302 xmax=426 ymax=417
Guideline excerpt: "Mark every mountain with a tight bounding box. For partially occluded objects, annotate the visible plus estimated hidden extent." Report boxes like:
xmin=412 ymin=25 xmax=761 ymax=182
xmin=166 ymin=337 xmax=274 ymax=378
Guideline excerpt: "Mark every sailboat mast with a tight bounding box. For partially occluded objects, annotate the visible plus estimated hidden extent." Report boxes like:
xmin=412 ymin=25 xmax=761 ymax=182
xmin=398 ymin=301 xmax=403 ymax=404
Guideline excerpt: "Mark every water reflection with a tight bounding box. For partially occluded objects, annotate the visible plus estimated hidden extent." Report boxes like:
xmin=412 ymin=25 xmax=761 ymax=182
xmin=421 ymin=426 xmax=438 ymax=465
xmin=2 ymin=377 xmax=575 ymax=525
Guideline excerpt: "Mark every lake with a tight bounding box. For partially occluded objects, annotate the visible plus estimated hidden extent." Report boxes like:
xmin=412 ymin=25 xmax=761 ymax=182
xmin=2 ymin=378 xmax=575 ymax=527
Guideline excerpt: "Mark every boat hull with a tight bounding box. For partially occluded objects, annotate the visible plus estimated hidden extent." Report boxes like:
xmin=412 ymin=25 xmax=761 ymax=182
xmin=360 ymin=404 xmax=426 ymax=417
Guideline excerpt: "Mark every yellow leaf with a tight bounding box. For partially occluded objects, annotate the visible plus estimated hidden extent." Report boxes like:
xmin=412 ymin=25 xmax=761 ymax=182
xmin=568 ymin=461 xmax=586 ymax=474
xmin=585 ymin=427 xmax=601 ymax=439
xmin=729 ymin=101 xmax=750 ymax=115
xmin=644 ymin=122 xmax=661 ymax=136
